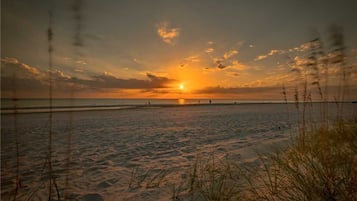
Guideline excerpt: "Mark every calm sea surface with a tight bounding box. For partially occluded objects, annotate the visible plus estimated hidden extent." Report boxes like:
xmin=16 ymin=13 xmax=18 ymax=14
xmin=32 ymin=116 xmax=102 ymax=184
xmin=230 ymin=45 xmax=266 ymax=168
xmin=1 ymin=98 xmax=281 ymax=108
xmin=1 ymin=98 xmax=283 ymax=114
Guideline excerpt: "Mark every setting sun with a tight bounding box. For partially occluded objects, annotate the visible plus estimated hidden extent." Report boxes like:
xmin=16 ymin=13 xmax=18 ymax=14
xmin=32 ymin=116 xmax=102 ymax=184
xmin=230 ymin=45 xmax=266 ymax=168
xmin=179 ymin=84 xmax=185 ymax=90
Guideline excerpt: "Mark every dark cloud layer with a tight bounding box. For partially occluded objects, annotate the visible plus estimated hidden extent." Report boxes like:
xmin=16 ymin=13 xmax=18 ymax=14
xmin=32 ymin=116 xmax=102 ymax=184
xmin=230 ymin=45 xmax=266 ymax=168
xmin=1 ymin=58 xmax=175 ymax=97
xmin=196 ymin=85 xmax=357 ymax=100
xmin=197 ymin=86 xmax=281 ymax=95
xmin=86 ymin=72 xmax=175 ymax=89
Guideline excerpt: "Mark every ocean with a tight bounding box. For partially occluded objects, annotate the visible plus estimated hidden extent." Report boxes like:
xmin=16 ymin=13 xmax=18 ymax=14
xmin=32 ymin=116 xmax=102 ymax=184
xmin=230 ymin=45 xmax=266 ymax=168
xmin=1 ymin=98 xmax=282 ymax=114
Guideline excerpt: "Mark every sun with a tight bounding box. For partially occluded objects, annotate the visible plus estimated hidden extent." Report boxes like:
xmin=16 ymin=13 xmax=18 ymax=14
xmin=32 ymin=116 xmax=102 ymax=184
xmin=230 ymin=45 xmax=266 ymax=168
xmin=179 ymin=84 xmax=185 ymax=90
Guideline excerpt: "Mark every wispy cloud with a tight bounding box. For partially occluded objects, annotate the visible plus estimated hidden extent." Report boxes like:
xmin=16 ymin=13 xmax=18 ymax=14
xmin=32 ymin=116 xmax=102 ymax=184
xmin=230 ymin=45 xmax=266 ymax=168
xmin=211 ymin=49 xmax=239 ymax=69
xmin=223 ymin=61 xmax=248 ymax=77
xmin=254 ymin=41 xmax=317 ymax=62
xmin=205 ymin=48 xmax=214 ymax=53
xmin=156 ymin=21 xmax=180 ymax=45
xmin=75 ymin=60 xmax=87 ymax=65
xmin=223 ymin=50 xmax=238 ymax=59
xmin=254 ymin=49 xmax=285 ymax=61
xmin=229 ymin=60 xmax=247 ymax=71
xmin=289 ymin=42 xmax=312 ymax=52
xmin=205 ymin=41 xmax=240 ymax=69
xmin=254 ymin=55 xmax=268 ymax=61
xmin=184 ymin=56 xmax=200 ymax=63
xmin=179 ymin=55 xmax=200 ymax=68
xmin=210 ymin=58 xmax=248 ymax=71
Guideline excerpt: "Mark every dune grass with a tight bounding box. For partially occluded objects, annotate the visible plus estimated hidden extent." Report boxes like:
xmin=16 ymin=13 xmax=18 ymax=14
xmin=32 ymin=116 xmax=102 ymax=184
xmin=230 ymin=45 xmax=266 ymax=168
xmin=171 ymin=119 xmax=356 ymax=201
xmin=171 ymin=154 xmax=243 ymax=201
xmin=244 ymin=120 xmax=357 ymax=201
xmin=172 ymin=25 xmax=356 ymax=201
xmin=242 ymin=24 xmax=357 ymax=201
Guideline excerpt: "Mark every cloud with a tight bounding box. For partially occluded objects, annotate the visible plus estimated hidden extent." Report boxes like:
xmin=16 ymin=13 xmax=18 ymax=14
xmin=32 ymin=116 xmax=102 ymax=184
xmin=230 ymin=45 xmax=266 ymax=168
xmin=1 ymin=57 xmax=177 ymax=98
xmin=156 ymin=21 xmax=180 ymax=45
xmin=196 ymin=86 xmax=281 ymax=96
xmin=214 ymin=59 xmax=226 ymax=69
xmin=254 ymin=55 xmax=268 ymax=61
xmin=254 ymin=41 xmax=318 ymax=62
xmin=75 ymin=60 xmax=87 ymax=65
xmin=290 ymin=41 xmax=312 ymax=52
xmin=1 ymin=57 xmax=43 ymax=78
xmin=207 ymin=46 xmax=240 ymax=69
xmin=205 ymin=48 xmax=214 ymax=53
xmin=223 ymin=50 xmax=238 ymax=59
xmin=254 ymin=49 xmax=285 ymax=61
xmin=179 ymin=55 xmax=200 ymax=68
xmin=228 ymin=60 xmax=247 ymax=71
xmin=146 ymin=73 xmax=176 ymax=87
xmin=74 ymin=72 xmax=176 ymax=90
xmin=1 ymin=76 xmax=48 ymax=94
xmin=184 ymin=56 xmax=200 ymax=63
xmin=1 ymin=58 xmax=48 ymax=95
xmin=292 ymin=56 xmax=309 ymax=67
xmin=212 ymin=58 xmax=248 ymax=71
xmin=209 ymin=60 xmax=248 ymax=73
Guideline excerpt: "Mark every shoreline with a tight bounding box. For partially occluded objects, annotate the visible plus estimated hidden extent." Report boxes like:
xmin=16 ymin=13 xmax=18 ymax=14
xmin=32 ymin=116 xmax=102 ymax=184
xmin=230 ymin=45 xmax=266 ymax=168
xmin=0 ymin=102 xmax=277 ymax=114
xmin=2 ymin=102 xmax=356 ymax=115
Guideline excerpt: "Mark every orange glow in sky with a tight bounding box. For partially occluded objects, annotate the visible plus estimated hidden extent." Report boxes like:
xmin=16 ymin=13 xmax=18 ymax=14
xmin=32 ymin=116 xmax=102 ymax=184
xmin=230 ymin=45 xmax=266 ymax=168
xmin=1 ymin=1 xmax=357 ymax=100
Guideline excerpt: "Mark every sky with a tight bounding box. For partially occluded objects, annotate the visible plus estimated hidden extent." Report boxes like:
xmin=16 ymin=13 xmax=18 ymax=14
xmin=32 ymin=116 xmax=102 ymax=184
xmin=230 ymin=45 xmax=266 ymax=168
xmin=2 ymin=0 xmax=357 ymax=100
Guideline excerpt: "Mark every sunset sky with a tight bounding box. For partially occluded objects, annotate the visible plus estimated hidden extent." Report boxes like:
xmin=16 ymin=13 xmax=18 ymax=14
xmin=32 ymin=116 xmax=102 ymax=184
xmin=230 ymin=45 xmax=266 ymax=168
xmin=2 ymin=0 xmax=357 ymax=100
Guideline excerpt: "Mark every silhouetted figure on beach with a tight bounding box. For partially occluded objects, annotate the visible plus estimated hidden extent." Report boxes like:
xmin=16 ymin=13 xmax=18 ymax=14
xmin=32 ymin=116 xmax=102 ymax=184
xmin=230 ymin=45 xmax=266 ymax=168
xmin=209 ymin=99 xmax=212 ymax=104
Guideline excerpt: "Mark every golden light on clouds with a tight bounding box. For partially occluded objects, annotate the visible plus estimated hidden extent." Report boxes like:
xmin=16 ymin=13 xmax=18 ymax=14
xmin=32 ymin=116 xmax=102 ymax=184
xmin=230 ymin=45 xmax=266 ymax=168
xmin=223 ymin=50 xmax=238 ymax=59
xmin=156 ymin=21 xmax=180 ymax=45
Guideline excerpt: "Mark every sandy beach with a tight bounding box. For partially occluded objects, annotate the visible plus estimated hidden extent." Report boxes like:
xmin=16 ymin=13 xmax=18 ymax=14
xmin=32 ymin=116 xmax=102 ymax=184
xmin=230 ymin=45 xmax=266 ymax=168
xmin=1 ymin=103 xmax=356 ymax=200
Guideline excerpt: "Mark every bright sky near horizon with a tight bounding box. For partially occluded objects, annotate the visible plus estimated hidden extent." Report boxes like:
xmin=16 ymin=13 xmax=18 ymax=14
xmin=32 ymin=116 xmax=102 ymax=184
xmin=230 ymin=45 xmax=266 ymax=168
xmin=2 ymin=0 xmax=357 ymax=100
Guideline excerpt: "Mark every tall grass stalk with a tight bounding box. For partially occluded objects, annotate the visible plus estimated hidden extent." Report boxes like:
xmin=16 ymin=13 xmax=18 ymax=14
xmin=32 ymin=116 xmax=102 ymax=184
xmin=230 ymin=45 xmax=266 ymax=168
xmin=329 ymin=25 xmax=348 ymax=126
xmin=64 ymin=0 xmax=84 ymax=198
xmin=11 ymin=71 xmax=20 ymax=201
xmin=64 ymin=106 xmax=73 ymax=200
xmin=47 ymin=8 xmax=54 ymax=201
xmin=244 ymin=25 xmax=356 ymax=201
xmin=173 ymin=154 xmax=242 ymax=201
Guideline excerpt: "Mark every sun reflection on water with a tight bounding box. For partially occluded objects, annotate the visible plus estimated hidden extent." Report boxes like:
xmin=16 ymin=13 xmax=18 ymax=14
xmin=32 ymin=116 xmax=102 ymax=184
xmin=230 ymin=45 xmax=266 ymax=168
xmin=178 ymin=98 xmax=185 ymax=105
